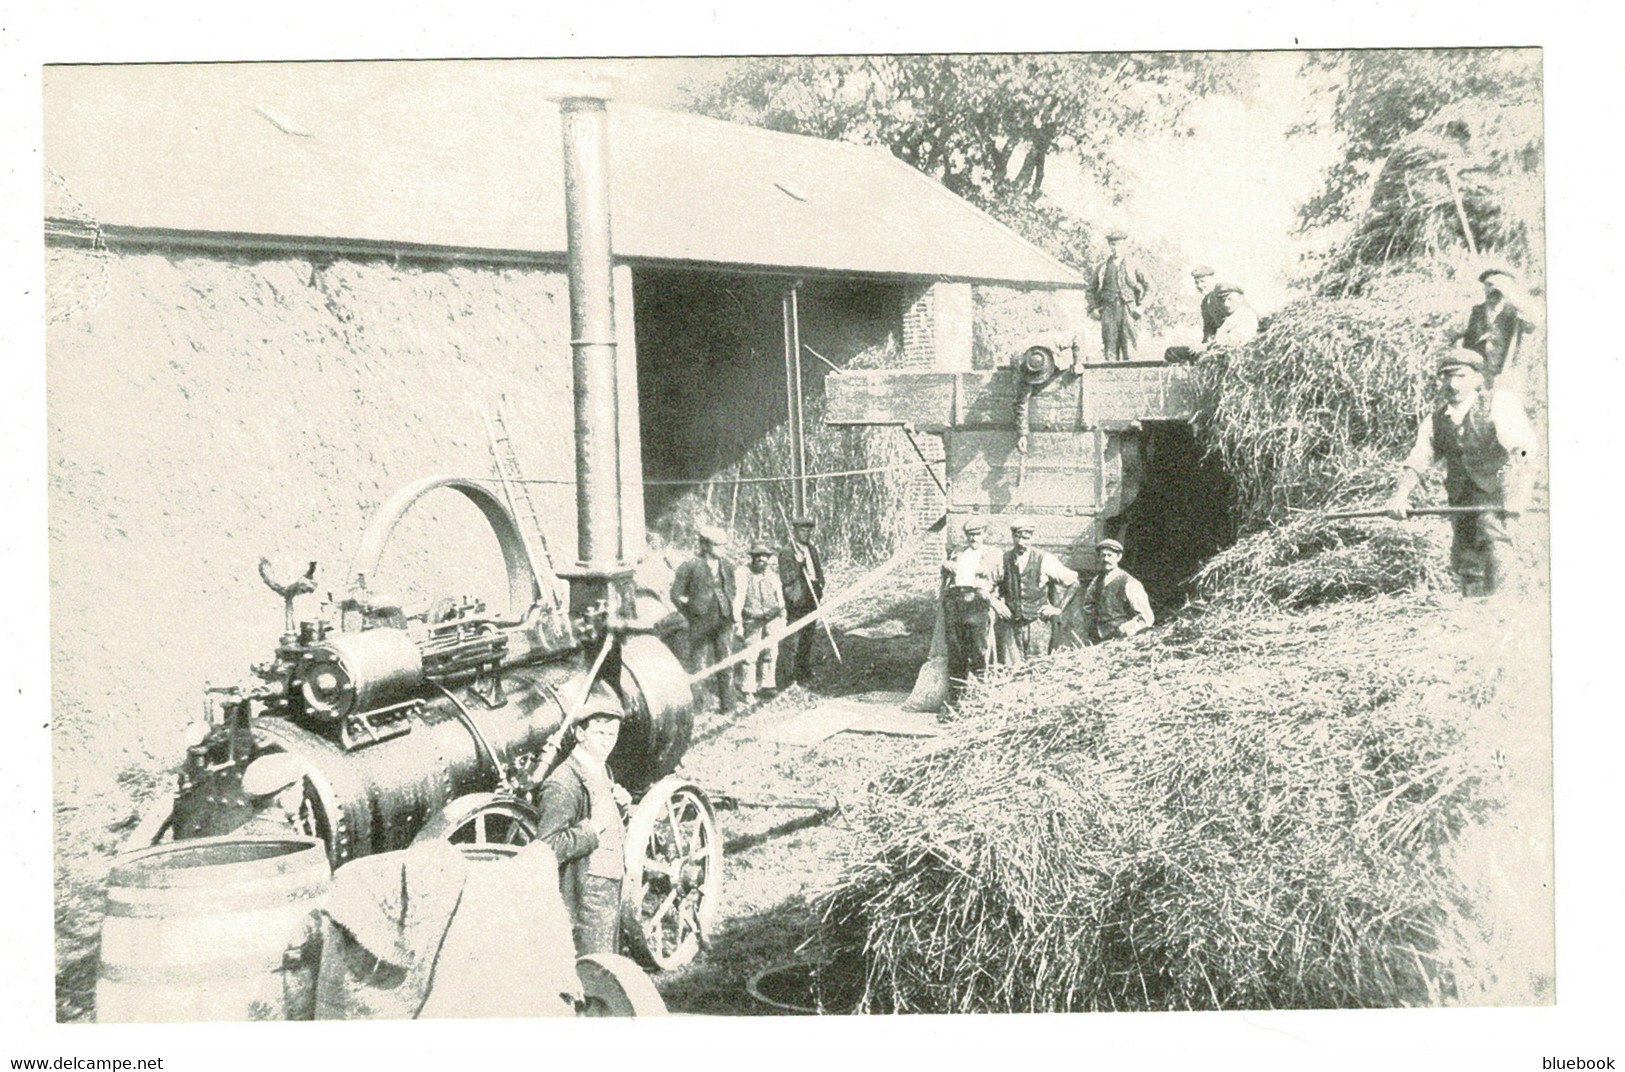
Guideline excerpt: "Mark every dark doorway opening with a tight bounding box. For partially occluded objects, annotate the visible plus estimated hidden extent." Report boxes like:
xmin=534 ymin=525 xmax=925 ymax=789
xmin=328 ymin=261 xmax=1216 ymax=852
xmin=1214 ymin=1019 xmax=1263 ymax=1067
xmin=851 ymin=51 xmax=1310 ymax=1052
xmin=1118 ymin=421 xmax=1235 ymax=607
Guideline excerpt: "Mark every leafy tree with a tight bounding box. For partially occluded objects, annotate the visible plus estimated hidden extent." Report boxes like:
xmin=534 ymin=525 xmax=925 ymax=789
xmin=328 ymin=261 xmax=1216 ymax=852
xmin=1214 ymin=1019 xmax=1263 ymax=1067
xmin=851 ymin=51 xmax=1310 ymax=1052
xmin=683 ymin=54 xmax=1241 ymax=207
xmin=1294 ymin=49 xmax=1542 ymax=232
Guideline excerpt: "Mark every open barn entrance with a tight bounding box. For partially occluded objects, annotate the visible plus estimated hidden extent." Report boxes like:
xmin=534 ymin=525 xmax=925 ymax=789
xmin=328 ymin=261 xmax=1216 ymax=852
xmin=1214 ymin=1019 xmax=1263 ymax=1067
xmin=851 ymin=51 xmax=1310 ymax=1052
xmin=1118 ymin=421 xmax=1235 ymax=606
xmin=631 ymin=267 xmax=906 ymax=536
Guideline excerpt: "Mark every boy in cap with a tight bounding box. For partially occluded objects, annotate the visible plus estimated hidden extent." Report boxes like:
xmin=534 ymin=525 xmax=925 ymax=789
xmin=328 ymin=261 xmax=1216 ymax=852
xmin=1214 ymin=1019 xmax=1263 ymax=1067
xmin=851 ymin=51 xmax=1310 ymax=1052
xmin=1088 ymin=230 xmax=1149 ymax=362
xmin=733 ymin=540 xmax=785 ymax=702
xmin=1078 ymin=538 xmax=1155 ymax=643
xmin=941 ymin=517 xmax=1010 ymax=698
xmin=239 ymin=752 xmax=316 ymax=837
xmin=996 ymin=518 xmax=1079 ymax=665
xmin=1386 ymin=348 xmax=1538 ymax=597
xmin=1209 ymin=284 xmax=1260 ymax=344
xmin=534 ymin=691 xmax=631 ymax=957
xmin=670 ymin=525 xmax=738 ymax=712
xmin=778 ymin=516 xmax=825 ymax=685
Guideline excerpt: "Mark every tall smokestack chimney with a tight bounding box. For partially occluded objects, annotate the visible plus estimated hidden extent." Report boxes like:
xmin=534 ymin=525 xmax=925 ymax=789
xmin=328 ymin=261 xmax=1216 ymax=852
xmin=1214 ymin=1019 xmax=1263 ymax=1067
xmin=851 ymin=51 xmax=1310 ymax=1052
xmin=559 ymin=87 xmax=621 ymax=570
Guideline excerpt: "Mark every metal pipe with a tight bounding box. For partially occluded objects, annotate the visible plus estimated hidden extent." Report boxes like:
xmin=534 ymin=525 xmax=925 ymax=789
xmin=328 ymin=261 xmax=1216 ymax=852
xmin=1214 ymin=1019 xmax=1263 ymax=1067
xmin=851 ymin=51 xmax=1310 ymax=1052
xmin=560 ymin=93 xmax=621 ymax=568
xmin=784 ymin=282 xmax=808 ymax=517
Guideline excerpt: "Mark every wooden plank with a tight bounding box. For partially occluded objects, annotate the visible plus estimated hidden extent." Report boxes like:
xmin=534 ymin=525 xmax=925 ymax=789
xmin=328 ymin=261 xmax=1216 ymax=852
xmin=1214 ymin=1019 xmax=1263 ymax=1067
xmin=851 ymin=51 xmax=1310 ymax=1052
xmin=957 ymin=370 xmax=1080 ymax=431
xmin=824 ymin=370 xmax=955 ymax=431
xmin=946 ymin=430 xmax=1098 ymax=509
xmin=1078 ymin=364 xmax=1200 ymax=425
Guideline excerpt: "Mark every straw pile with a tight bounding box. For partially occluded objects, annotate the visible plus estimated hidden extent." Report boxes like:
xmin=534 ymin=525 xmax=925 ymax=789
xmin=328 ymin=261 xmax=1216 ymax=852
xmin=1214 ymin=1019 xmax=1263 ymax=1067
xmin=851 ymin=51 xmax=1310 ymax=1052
xmin=1191 ymin=295 xmax=1451 ymax=534
xmin=1191 ymin=515 xmax=1451 ymax=609
xmin=814 ymin=597 xmax=1550 ymax=1012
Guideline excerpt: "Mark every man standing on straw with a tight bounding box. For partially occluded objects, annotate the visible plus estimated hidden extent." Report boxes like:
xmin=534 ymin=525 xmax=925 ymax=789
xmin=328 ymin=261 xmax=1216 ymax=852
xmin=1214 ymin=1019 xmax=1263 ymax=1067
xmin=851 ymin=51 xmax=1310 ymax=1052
xmin=778 ymin=516 xmax=825 ymax=686
xmin=996 ymin=518 xmax=1078 ymax=665
xmin=1385 ymin=348 xmax=1537 ymax=597
xmin=1078 ymin=538 xmax=1155 ymax=643
xmin=1088 ymin=230 xmax=1149 ymax=362
xmin=671 ymin=525 xmax=737 ymax=712
xmin=1464 ymin=267 xmax=1539 ymax=389
xmin=941 ymin=517 xmax=1009 ymax=700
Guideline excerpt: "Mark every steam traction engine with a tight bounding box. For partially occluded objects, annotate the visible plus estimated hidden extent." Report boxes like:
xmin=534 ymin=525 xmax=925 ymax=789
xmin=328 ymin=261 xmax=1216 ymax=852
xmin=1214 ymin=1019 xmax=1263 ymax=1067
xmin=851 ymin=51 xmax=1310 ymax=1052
xmin=149 ymin=475 xmax=720 ymax=972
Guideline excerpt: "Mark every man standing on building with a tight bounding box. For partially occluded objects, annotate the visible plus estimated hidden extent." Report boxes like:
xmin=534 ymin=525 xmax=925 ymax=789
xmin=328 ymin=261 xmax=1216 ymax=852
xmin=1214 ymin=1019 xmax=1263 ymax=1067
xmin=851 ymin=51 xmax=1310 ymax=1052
xmin=778 ymin=516 xmax=825 ymax=686
xmin=941 ymin=517 xmax=1009 ymax=699
xmin=1464 ymin=267 xmax=1539 ymax=386
xmin=670 ymin=525 xmax=737 ymax=712
xmin=534 ymin=694 xmax=630 ymax=957
xmin=1385 ymin=348 xmax=1537 ymax=597
xmin=996 ymin=519 xmax=1079 ymax=665
xmin=1078 ymin=538 xmax=1155 ymax=643
xmin=1089 ymin=230 xmax=1149 ymax=362
xmin=733 ymin=541 xmax=785 ymax=703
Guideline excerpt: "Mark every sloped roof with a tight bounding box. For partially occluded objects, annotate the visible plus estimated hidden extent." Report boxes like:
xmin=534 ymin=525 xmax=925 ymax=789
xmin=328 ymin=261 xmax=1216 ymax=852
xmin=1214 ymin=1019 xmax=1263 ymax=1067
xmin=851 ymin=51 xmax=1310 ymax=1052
xmin=43 ymin=61 xmax=1085 ymax=288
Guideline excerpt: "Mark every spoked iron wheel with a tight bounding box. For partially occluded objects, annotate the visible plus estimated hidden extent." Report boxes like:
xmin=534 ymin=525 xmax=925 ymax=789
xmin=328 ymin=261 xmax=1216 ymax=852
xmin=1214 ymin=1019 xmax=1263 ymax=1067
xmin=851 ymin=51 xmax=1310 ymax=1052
xmin=619 ymin=776 xmax=722 ymax=971
xmin=413 ymin=792 xmax=540 ymax=848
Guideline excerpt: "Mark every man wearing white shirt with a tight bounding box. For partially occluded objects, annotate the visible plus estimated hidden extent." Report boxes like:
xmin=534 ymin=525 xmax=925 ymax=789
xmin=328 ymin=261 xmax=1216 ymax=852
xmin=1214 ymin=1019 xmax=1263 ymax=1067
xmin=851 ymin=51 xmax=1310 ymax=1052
xmin=1386 ymin=348 xmax=1538 ymax=597
xmin=941 ymin=517 xmax=1009 ymax=699
xmin=733 ymin=541 xmax=786 ymax=702
xmin=996 ymin=518 xmax=1079 ymax=665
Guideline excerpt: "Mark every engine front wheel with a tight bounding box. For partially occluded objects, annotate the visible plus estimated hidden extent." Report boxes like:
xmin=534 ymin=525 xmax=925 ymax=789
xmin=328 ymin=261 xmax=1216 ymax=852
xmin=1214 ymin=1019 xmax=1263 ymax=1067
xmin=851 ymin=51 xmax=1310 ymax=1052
xmin=618 ymin=776 xmax=721 ymax=971
xmin=414 ymin=793 xmax=540 ymax=847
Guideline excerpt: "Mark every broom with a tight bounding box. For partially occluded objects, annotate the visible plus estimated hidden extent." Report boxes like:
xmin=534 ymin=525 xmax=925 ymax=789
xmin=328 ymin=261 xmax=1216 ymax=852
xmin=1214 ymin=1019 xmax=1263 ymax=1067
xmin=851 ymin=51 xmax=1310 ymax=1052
xmin=902 ymin=599 xmax=949 ymax=712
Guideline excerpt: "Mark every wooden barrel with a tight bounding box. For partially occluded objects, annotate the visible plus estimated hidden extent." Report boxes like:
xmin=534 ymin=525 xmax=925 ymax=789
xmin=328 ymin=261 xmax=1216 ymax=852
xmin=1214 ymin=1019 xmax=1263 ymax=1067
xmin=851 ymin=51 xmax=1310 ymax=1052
xmin=96 ymin=836 xmax=330 ymax=1022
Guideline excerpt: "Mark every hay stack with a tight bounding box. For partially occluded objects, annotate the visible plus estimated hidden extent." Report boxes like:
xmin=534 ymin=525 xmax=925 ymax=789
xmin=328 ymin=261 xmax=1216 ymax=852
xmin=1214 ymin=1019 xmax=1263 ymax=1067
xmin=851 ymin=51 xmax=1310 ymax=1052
xmin=815 ymin=598 xmax=1551 ymax=1012
xmin=1191 ymin=296 xmax=1451 ymax=534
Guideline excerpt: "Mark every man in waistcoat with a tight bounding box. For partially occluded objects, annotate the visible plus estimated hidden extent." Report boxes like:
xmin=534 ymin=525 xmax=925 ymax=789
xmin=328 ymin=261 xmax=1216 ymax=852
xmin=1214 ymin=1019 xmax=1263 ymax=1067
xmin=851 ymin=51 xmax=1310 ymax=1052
xmin=1089 ymin=230 xmax=1150 ymax=362
xmin=778 ymin=517 xmax=826 ymax=686
xmin=1078 ymin=538 xmax=1155 ymax=643
xmin=1385 ymin=348 xmax=1538 ymax=597
xmin=941 ymin=517 xmax=1010 ymax=700
xmin=733 ymin=541 xmax=786 ymax=703
xmin=534 ymin=696 xmax=631 ymax=958
xmin=995 ymin=518 xmax=1079 ymax=665
xmin=670 ymin=525 xmax=737 ymax=712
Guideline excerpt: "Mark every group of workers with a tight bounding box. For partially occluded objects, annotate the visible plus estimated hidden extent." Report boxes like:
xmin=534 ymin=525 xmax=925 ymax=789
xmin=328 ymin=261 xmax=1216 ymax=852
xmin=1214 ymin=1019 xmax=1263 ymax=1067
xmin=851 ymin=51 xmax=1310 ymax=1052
xmin=670 ymin=517 xmax=826 ymax=712
xmin=1087 ymin=228 xmax=1262 ymax=364
xmin=940 ymin=518 xmax=1154 ymax=699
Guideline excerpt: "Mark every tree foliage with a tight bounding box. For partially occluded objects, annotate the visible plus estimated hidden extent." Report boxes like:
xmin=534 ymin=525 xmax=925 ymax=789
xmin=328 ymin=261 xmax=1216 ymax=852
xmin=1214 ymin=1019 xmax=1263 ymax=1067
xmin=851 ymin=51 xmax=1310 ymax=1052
xmin=1295 ymin=49 xmax=1542 ymax=233
xmin=682 ymin=54 xmax=1241 ymax=207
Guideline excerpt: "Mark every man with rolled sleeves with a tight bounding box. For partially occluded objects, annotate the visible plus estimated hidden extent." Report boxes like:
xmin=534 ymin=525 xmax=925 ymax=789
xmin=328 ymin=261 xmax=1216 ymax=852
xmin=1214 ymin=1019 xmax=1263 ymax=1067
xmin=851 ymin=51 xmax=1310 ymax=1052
xmin=1089 ymin=230 xmax=1149 ymax=362
xmin=1078 ymin=538 xmax=1155 ymax=643
xmin=941 ymin=517 xmax=1009 ymax=699
xmin=996 ymin=518 xmax=1079 ymax=665
xmin=670 ymin=525 xmax=737 ymax=712
xmin=778 ymin=516 xmax=825 ymax=685
xmin=1385 ymin=347 xmax=1537 ymax=597
xmin=733 ymin=540 xmax=785 ymax=703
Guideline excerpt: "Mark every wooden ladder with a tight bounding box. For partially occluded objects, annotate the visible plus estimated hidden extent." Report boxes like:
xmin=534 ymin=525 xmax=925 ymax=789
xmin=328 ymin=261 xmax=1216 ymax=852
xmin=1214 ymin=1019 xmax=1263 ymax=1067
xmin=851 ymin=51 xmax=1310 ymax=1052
xmin=482 ymin=402 xmax=560 ymax=610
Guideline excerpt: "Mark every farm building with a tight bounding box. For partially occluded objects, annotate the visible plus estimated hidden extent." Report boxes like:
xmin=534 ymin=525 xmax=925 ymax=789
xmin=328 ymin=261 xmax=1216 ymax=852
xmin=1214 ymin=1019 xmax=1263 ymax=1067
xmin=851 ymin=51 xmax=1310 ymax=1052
xmin=44 ymin=60 xmax=1106 ymax=782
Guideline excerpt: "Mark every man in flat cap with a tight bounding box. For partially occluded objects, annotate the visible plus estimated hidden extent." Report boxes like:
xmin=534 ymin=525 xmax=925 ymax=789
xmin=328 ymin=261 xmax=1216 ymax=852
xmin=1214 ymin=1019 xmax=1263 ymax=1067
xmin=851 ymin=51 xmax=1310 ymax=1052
xmin=1089 ymin=230 xmax=1149 ymax=362
xmin=1208 ymin=284 xmax=1260 ymax=345
xmin=238 ymin=752 xmax=317 ymax=837
xmin=1192 ymin=266 xmax=1225 ymax=343
xmin=1464 ymin=267 xmax=1539 ymax=388
xmin=671 ymin=525 xmax=738 ymax=712
xmin=778 ymin=516 xmax=826 ymax=686
xmin=1386 ymin=348 xmax=1538 ymax=597
xmin=1077 ymin=539 xmax=1155 ymax=643
xmin=941 ymin=517 xmax=1010 ymax=699
xmin=533 ymin=691 xmax=632 ymax=957
xmin=733 ymin=541 xmax=785 ymax=703
xmin=996 ymin=518 xmax=1079 ymax=665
